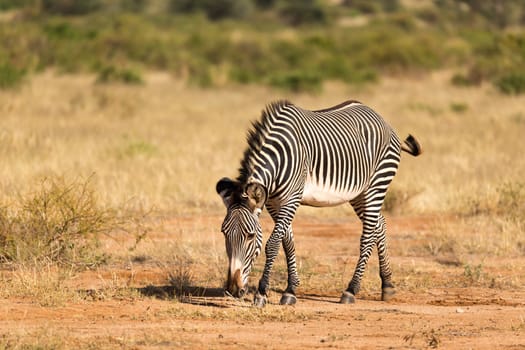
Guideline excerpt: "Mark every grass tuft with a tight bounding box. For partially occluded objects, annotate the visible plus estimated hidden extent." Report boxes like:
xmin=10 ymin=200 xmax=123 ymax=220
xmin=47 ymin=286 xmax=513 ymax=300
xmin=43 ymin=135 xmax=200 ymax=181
xmin=168 ymin=255 xmax=195 ymax=297
xmin=0 ymin=263 xmax=78 ymax=306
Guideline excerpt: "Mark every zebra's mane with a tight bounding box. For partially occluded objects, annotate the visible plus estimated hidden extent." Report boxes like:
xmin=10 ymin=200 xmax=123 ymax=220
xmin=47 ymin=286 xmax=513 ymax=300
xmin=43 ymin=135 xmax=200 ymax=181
xmin=237 ymin=100 xmax=292 ymax=184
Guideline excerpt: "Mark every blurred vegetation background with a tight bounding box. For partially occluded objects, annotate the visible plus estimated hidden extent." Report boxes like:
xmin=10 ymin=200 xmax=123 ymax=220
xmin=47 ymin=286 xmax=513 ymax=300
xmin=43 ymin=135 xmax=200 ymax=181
xmin=1 ymin=0 xmax=525 ymax=93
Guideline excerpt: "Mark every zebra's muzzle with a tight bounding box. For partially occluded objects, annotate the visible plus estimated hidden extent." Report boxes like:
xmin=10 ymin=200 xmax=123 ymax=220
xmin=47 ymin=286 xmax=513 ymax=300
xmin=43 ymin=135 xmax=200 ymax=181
xmin=226 ymin=269 xmax=246 ymax=298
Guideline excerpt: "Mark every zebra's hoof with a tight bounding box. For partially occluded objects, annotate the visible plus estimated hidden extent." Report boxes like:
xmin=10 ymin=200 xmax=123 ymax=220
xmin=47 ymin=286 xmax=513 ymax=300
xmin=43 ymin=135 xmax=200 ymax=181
xmin=381 ymin=287 xmax=396 ymax=302
xmin=253 ymin=293 xmax=267 ymax=308
xmin=339 ymin=291 xmax=356 ymax=304
xmin=279 ymin=293 xmax=297 ymax=305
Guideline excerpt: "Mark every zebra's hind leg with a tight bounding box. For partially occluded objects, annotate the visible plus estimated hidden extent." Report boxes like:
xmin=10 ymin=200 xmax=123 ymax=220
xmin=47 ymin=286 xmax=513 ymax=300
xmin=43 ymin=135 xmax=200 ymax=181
xmin=340 ymin=192 xmax=382 ymax=304
xmin=376 ymin=214 xmax=395 ymax=301
xmin=340 ymin=212 xmax=378 ymax=304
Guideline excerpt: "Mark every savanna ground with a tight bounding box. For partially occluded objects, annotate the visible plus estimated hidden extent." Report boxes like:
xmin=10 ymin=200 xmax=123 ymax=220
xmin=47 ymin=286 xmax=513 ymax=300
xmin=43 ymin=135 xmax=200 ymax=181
xmin=1 ymin=71 xmax=525 ymax=349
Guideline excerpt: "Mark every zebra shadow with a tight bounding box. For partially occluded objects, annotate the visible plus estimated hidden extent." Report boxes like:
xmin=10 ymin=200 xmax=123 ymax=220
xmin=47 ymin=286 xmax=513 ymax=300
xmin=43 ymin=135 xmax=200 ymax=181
xmin=297 ymin=293 xmax=342 ymax=304
xmin=136 ymin=284 xmax=232 ymax=308
xmin=135 ymin=286 xmax=344 ymax=307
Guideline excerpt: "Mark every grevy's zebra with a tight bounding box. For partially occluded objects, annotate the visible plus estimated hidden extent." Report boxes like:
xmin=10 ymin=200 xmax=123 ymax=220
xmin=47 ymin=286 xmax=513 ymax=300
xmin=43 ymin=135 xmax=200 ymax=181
xmin=217 ymin=100 xmax=421 ymax=307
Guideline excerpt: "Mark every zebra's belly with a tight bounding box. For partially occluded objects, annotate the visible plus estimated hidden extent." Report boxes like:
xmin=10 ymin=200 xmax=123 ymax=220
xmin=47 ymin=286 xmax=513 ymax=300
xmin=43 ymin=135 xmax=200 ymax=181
xmin=301 ymin=181 xmax=362 ymax=207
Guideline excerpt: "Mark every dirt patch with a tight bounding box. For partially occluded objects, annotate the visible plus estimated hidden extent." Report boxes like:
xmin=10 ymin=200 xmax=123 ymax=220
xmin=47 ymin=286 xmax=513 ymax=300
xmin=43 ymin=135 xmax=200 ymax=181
xmin=1 ymin=215 xmax=524 ymax=349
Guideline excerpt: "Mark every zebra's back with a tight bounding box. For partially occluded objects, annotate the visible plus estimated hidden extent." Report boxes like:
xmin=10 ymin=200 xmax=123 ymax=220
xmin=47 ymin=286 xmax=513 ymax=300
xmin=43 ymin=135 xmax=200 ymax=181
xmin=289 ymin=101 xmax=402 ymax=206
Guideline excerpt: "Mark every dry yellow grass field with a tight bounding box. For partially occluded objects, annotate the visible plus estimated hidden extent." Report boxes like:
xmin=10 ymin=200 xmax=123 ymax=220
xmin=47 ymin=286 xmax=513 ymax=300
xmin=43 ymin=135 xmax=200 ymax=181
xmin=1 ymin=71 xmax=524 ymax=348
xmin=2 ymin=70 xmax=524 ymax=215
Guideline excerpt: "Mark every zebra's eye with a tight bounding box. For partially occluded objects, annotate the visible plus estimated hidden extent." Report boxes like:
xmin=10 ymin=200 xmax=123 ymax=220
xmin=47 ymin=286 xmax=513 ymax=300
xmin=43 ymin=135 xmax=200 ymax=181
xmin=246 ymin=231 xmax=256 ymax=240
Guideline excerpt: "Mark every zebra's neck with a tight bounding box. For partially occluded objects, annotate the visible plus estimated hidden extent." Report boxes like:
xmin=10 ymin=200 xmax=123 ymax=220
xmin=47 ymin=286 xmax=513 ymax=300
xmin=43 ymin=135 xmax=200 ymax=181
xmin=236 ymin=101 xmax=291 ymax=190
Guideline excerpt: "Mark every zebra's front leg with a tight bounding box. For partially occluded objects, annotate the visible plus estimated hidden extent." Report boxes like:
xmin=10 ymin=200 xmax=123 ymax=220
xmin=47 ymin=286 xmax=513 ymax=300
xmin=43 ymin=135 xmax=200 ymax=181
xmin=254 ymin=205 xmax=298 ymax=308
xmin=254 ymin=231 xmax=282 ymax=307
xmin=279 ymin=227 xmax=300 ymax=305
xmin=254 ymin=201 xmax=300 ymax=307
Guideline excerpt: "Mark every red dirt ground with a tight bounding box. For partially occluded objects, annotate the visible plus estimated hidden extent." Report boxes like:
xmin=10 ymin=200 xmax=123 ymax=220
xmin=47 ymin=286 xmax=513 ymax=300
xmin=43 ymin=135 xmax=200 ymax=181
xmin=1 ymin=215 xmax=524 ymax=349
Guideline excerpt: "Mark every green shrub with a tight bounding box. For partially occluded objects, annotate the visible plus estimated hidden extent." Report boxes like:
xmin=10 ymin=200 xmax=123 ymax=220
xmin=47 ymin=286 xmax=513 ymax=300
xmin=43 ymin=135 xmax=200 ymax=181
xmin=96 ymin=65 xmax=144 ymax=85
xmin=186 ymin=60 xmax=214 ymax=88
xmin=41 ymin=0 xmax=102 ymax=15
xmin=0 ymin=176 xmax=117 ymax=267
xmin=278 ymin=0 xmax=328 ymax=26
xmin=361 ymin=29 xmax=441 ymax=72
xmin=0 ymin=0 xmax=34 ymax=10
xmin=1 ymin=2 xmax=523 ymax=92
xmin=120 ymin=0 xmax=147 ymax=12
xmin=496 ymin=72 xmax=525 ymax=95
xmin=169 ymin=0 xmax=254 ymax=20
xmin=269 ymin=70 xmax=322 ymax=93
xmin=0 ymin=63 xmax=26 ymax=89
xmin=341 ymin=0 xmax=381 ymax=14
xmin=450 ymin=102 xmax=468 ymax=113
xmin=254 ymin=0 xmax=276 ymax=9
xmin=451 ymin=72 xmax=480 ymax=87
xmin=43 ymin=20 xmax=98 ymax=41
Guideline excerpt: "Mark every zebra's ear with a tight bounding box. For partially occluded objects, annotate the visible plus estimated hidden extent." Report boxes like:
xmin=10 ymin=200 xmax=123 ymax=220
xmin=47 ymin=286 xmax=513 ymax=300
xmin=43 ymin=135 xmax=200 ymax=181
xmin=216 ymin=177 xmax=237 ymax=207
xmin=245 ymin=182 xmax=267 ymax=214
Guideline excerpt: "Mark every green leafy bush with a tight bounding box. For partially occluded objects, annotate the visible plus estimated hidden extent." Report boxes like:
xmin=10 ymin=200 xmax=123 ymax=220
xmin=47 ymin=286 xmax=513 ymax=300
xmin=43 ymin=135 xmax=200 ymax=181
xmin=451 ymin=72 xmax=480 ymax=87
xmin=0 ymin=63 xmax=26 ymax=89
xmin=41 ymin=0 xmax=102 ymax=15
xmin=169 ymin=0 xmax=254 ymax=20
xmin=496 ymin=72 xmax=525 ymax=95
xmin=0 ymin=1 xmax=523 ymax=93
xmin=269 ymin=70 xmax=322 ymax=93
xmin=96 ymin=65 xmax=144 ymax=85
xmin=342 ymin=0 xmax=401 ymax=14
xmin=0 ymin=0 xmax=34 ymax=10
xmin=120 ymin=0 xmax=147 ymax=12
xmin=278 ymin=0 xmax=328 ymax=26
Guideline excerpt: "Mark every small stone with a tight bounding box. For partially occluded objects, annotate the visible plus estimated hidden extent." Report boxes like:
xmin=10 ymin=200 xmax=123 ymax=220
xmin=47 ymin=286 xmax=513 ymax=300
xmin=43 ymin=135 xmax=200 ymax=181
xmin=456 ymin=308 xmax=465 ymax=313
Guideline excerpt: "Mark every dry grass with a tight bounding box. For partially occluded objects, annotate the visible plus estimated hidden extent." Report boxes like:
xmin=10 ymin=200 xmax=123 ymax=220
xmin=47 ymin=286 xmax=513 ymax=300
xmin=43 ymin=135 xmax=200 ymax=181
xmin=0 ymin=70 xmax=524 ymax=322
xmin=2 ymin=70 xmax=524 ymax=217
xmin=0 ymin=263 xmax=78 ymax=306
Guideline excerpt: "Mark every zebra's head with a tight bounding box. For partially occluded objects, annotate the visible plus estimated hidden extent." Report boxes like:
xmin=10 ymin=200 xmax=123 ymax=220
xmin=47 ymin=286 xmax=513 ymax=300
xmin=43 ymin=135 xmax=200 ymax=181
xmin=216 ymin=177 xmax=267 ymax=298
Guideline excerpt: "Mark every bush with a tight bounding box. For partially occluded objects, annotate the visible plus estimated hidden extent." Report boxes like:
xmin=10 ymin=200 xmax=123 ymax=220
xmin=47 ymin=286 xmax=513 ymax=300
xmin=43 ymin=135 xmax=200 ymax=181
xmin=96 ymin=65 xmax=144 ymax=85
xmin=0 ymin=176 xmax=120 ymax=267
xmin=496 ymin=72 xmax=525 ymax=95
xmin=254 ymin=0 xmax=276 ymax=9
xmin=278 ymin=0 xmax=328 ymax=26
xmin=342 ymin=0 xmax=381 ymax=14
xmin=169 ymin=0 xmax=254 ymax=20
xmin=451 ymin=72 xmax=481 ymax=87
xmin=0 ymin=63 xmax=26 ymax=89
xmin=269 ymin=70 xmax=322 ymax=93
xmin=120 ymin=0 xmax=147 ymax=13
xmin=0 ymin=0 xmax=34 ymax=10
xmin=41 ymin=0 xmax=102 ymax=15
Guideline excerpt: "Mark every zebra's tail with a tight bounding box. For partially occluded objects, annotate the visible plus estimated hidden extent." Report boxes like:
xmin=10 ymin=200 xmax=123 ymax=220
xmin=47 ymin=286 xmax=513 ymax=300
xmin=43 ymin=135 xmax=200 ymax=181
xmin=401 ymin=134 xmax=422 ymax=156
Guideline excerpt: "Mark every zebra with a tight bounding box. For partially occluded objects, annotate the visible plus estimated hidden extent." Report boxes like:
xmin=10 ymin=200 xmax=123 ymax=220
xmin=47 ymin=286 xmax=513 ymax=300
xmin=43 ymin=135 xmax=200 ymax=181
xmin=216 ymin=100 xmax=421 ymax=307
